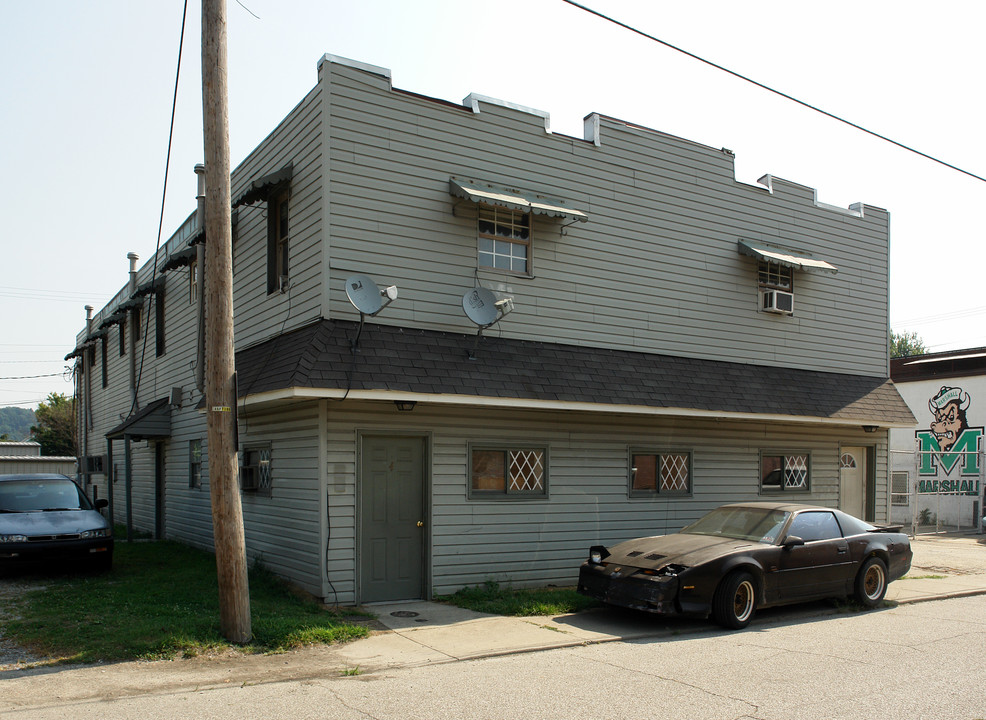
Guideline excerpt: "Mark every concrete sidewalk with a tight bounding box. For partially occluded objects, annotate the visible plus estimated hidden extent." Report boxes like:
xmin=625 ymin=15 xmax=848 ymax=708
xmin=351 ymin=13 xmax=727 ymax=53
xmin=336 ymin=533 xmax=986 ymax=672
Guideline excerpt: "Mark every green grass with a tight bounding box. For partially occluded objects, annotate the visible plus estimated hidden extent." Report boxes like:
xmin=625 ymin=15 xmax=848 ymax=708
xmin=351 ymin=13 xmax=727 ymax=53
xmin=903 ymin=574 xmax=947 ymax=580
xmin=0 ymin=540 xmax=369 ymax=665
xmin=438 ymin=580 xmax=599 ymax=616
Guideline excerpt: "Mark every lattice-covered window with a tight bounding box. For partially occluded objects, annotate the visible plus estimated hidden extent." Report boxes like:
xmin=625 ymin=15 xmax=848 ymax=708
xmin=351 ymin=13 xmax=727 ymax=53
xmin=761 ymin=453 xmax=810 ymax=492
xmin=630 ymin=451 xmax=692 ymax=497
xmin=470 ymin=446 xmax=546 ymax=497
xmin=242 ymin=444 xmax=273 ymax=497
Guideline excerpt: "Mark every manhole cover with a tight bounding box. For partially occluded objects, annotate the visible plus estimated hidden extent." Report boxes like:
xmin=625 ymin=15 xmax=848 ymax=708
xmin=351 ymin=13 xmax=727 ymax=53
xmin=390 ymin=610 xmax=420 ymax=618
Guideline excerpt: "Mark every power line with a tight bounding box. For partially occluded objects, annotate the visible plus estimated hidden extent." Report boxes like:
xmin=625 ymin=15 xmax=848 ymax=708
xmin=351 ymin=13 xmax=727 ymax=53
xmin=561 ymin=1 xmax=986 ymax=184
xmin=0 ymin=373 xmax=64 ymax=380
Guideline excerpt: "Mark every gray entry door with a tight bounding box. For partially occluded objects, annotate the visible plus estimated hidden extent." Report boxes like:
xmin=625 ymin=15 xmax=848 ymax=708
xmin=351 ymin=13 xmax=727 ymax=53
xmin=359 ymin=436 xmax=425 ymax=603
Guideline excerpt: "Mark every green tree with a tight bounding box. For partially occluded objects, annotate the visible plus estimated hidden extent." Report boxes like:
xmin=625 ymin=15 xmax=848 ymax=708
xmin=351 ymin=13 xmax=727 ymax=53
xmin=890 ymin=330 xmax=928 ymax=358
xmin=31 ymin=392 xmax=76 ymax=456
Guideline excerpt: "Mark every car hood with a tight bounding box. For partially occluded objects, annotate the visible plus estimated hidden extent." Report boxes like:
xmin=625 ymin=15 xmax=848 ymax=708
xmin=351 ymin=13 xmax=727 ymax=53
xmin=0 ymin=509 xmax=109 ymax=536
xmin=603 ymin=533 xmax=761 ymax=570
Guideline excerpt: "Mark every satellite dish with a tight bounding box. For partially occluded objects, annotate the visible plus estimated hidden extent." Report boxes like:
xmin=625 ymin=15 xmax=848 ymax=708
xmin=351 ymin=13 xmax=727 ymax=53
xmin=462 ymin=287 xmax=500 ymax=327
xmin=345 ymin=274 xmax=384 ymax=315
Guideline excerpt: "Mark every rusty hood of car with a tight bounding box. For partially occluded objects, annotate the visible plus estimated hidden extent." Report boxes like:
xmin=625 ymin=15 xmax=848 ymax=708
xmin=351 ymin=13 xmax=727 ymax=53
xmin=603 ymin=533 xmax=759 ymax=570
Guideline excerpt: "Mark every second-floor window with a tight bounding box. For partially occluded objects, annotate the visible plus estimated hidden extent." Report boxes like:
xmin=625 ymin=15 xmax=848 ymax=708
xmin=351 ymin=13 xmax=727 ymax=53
xmin=478 ymin=204 xmax=530 ymax=274
xmin=189 ymin=257 xmax=198 ymax=303
xmin=267 ymin=189 xmax=290 ymax=294
xmin=758 ymin=260 xmax=793 ymax=291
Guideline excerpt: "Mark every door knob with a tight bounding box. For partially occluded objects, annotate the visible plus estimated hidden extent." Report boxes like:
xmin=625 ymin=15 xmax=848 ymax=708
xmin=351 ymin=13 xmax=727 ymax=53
xmin=416 ymin=521 xmax=424 ymax=528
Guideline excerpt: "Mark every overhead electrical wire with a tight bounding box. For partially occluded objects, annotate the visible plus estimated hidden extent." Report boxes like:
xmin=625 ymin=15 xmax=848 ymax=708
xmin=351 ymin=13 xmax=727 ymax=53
xmin=128 ymin=0 xmax=188 ymax=418
xmin=561 ymin=0 xmax=986 ymax=184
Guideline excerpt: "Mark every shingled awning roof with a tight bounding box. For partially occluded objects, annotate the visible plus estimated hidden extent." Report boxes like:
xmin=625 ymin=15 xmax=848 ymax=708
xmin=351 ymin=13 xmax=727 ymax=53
xmin=235 ymin=320 xmax=915 ymax=427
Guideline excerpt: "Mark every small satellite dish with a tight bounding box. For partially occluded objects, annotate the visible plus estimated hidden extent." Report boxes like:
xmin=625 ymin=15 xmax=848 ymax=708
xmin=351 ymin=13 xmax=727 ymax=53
xmin=345 ymin=274 xmax=384 ymax=315
xmin=462 ymin=287 xmax=500 ymax=327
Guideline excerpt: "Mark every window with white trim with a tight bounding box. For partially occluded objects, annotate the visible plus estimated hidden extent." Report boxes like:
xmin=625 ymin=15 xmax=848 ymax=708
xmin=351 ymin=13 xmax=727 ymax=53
xmin=477 ymin=205 xmax=530 ymax=274
xmin=189 ymin=439 xmax=203 ymax=489
xmin=470 ymin=446 xmax=546 ymax=497
xmin=630 ymin=450 xmax=692 ymax=497
xmin=760 ymin=452 xmax=810 ymax=492
xmin=758 ymin=260 xmax=793 ymax=290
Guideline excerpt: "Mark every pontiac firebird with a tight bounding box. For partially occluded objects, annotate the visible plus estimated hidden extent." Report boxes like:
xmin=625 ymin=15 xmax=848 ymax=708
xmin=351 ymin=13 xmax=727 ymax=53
xmin=577 ymin=502 xmax=912 ymax=629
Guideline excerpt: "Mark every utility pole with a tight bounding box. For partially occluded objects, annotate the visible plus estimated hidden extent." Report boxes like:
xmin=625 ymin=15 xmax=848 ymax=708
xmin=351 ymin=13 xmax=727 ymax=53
xmin=202 ymin=0 xmax=251 ymax=643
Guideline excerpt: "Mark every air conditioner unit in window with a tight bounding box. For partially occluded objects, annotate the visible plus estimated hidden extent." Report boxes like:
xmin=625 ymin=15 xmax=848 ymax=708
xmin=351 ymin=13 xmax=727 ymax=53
xmin=240 ymin=465 xmax=259 ymax=491
xmin=762 ymin=290 xmax=794 ymax=315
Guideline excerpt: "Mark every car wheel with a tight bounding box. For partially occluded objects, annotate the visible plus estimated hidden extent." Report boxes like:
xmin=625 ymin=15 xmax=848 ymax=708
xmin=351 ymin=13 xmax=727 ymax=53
xmin=854 ymin=556 xmax=887 ymax=607
xmin=712 ymin=571 xmax=757 ymax=629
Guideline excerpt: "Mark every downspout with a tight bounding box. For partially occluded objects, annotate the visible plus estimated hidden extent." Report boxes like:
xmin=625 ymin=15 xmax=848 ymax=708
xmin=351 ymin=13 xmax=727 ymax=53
xmin=127 ymin=252 xmax=139 ymax=408
xmin=82 ymin=304 xmax=93 ymax=485
xmin=194 ymin=164 xmax=206 ymax=394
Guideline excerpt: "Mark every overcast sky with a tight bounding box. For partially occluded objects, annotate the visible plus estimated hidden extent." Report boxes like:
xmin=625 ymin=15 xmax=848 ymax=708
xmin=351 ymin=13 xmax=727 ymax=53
xmin=2 ymin=0 xmax=984 ymax=410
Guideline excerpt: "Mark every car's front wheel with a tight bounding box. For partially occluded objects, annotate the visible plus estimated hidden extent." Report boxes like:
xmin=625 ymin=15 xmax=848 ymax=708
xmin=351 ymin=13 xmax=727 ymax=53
xmin=854 ymin=556 xmax=887 ymax=607
xmin=712 ymin=571 xmax=757 ymax=629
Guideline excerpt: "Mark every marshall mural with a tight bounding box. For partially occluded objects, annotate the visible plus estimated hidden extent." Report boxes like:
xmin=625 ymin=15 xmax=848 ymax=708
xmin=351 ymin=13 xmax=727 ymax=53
xmin=915 ymin=386 xmax=983 ymax=495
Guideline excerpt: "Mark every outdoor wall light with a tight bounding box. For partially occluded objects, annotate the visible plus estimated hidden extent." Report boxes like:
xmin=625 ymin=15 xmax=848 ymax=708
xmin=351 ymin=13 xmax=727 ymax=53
xmin=394 ymin=400 xmax=417 ymax=412
xmin=862 ymin=425 xmax=878 ymax=433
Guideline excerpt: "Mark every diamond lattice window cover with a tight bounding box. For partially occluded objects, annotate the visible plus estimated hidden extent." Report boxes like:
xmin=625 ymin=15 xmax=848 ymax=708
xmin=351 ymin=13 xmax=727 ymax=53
xmin=660 ymin=453 xmax=689 ymax=492
xmin=784 ymin=455 xmax=808 ymax=489
xmin=508 ymin=450 xmax=544 ymax=492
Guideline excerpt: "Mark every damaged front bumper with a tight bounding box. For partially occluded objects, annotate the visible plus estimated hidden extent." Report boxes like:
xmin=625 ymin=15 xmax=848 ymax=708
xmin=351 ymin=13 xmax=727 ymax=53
xmin=577 ymin=561 xmax=680 ymax=615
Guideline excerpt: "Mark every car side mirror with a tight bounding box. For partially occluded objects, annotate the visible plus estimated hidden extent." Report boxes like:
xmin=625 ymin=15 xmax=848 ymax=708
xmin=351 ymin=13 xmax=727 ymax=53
xmin=782 ymin=535 xmax=805 ymax=549
xmin=94 ymin=498 xmax=109 ymax=510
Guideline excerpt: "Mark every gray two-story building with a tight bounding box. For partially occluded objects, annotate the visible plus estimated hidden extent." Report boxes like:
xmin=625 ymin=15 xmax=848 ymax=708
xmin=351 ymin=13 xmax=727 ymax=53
xmin=67 ymin=54 xmax=913 ymax=604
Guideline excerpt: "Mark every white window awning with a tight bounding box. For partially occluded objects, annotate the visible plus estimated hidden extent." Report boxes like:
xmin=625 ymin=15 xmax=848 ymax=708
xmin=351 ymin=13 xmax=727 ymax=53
xmin=737 ymin=240 xmax=838 ymax=274
xmin=450 ymin=177 xmax=588 ymax=223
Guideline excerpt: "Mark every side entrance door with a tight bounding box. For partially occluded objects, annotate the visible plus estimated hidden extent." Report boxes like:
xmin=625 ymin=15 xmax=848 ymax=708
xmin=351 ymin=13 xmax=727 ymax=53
xmin=840 ymin=447 xmax=866 ymax=518
xmin=359 ymin=435 xmax=426 ymax=603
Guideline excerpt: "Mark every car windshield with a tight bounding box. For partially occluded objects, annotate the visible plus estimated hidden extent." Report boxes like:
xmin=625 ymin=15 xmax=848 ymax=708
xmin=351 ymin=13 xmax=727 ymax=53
xmin=681 ymin=507 xmax=791 ymax=544
xmin=0 ymin=479 xmax=90 ymax=513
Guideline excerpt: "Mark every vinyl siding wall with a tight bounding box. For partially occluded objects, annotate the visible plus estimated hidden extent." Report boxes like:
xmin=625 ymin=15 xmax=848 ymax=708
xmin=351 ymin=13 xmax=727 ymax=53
xmin=321 ymin=59 xmax=890 ymax=378
xmin=323 ymin=400 xmax=888 ymax=603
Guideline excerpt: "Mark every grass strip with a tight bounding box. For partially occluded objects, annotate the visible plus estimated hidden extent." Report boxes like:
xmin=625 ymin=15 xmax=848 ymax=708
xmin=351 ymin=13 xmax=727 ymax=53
xmin=438 ymin=580 xmax=598 ymax=616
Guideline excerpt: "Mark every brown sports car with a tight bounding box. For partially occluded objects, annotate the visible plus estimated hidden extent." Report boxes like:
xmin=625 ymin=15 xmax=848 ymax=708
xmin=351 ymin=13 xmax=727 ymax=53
xmin=577 ymin=501 xmax=912 ymax=629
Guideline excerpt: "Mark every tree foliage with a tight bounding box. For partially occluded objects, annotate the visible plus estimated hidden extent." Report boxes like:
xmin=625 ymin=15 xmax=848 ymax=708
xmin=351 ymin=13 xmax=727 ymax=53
xmin=31 ymin=392 xmax=76 ymax=456
xmin=890 ymin=330 xmax=928 ymax=358
xmin=0 ymin=407 xmax=36 ymax=441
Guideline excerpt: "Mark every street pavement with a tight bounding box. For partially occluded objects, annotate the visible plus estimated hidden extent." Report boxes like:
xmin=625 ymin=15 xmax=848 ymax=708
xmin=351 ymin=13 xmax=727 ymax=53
xmin=0 ymin=532 xmax=983 ymax=709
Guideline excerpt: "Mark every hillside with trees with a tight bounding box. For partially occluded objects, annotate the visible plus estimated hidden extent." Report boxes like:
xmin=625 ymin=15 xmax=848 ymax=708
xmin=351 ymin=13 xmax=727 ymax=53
xmin=0 ymin=407 xmax=36 ymax=441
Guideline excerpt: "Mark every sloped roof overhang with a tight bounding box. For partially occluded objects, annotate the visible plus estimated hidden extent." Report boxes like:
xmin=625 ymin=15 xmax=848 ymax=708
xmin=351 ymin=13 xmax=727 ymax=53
xmin=106 ymin=397 xmax=172 ymax=441
xmin=235 ymin=320 xmax=915 ymax=429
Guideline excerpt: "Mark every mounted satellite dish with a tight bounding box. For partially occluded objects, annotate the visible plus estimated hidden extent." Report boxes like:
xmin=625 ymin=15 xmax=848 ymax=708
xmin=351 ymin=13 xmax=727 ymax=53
xmin=345 ymin=274 xmax=398 ymax=316
xmin=462 ymin=286 xmax=514 ymax=359
xmin=344 ymin=274 xmax=399 ymax=352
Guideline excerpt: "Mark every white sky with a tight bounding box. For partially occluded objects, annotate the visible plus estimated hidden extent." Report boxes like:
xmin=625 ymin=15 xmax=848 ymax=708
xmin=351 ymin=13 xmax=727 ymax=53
xmin=2 ymin=0 xmax=984 ymax=410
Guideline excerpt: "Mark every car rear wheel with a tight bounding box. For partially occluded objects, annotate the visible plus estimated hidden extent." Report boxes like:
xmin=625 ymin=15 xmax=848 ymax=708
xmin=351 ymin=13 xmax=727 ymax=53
xmin=712 ymin=571 xmax=756 ymax=629
xmin=854 ymin=556 xmax=887 ymax=607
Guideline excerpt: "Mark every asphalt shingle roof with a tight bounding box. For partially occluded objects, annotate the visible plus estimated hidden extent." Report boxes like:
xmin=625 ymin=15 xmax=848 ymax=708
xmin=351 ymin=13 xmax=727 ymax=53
xmin=235 ymin=319 xmax=915 ymax=425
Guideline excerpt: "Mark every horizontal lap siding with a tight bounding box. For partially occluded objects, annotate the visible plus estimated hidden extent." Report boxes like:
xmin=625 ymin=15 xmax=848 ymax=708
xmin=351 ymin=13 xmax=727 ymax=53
xmin=319 ymin=401 xmax=884 ymax=601
xmin=324 ymin=63 xmax=889 ymax=377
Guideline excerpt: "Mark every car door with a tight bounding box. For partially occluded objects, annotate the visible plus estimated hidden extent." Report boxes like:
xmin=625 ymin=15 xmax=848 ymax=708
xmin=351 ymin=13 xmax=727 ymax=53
xmin=784 ymin=511 xmax=851 ymax=598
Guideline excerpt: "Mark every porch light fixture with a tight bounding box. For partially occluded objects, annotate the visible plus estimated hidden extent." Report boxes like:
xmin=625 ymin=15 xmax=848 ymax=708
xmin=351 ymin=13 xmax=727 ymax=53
xmin=862 ymin=425 xmax=878 ymax=433
xmin=394 ymin=401 xmax=416 ymax=412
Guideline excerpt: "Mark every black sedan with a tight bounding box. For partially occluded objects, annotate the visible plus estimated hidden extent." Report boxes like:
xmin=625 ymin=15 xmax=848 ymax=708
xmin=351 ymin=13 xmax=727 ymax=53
xmin=577 ymin=502 xmax=911 ymax=629
xmin=0 ymin=473 xmax=113 ymax=571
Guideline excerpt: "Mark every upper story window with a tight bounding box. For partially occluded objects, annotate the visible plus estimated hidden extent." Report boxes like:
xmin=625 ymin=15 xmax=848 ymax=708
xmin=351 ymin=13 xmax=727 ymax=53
xmin=478 ymin=204 xmax=530 ymax=274
xmin=189 ymin=257 xmax=198 ymax=303
xmin=758 ymin=260 xmax=793 ymax=291
xmin=267 ymin=189 xmax=290 ymax=294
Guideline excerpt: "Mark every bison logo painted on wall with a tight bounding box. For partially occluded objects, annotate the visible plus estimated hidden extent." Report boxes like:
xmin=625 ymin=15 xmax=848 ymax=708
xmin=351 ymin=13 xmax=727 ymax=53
xmin=915 ymin=385 xmax=983 ymax=482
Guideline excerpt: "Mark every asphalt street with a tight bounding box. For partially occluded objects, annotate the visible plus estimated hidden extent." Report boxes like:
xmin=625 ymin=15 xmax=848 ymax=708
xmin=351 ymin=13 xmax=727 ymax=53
xmin=2 ymin=593 xmax=984 ymax=720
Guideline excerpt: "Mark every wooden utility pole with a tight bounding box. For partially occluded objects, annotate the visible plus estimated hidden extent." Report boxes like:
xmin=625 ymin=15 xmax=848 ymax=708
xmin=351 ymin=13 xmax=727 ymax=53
xmin=202 ymin=0 xmax=251 ymax=643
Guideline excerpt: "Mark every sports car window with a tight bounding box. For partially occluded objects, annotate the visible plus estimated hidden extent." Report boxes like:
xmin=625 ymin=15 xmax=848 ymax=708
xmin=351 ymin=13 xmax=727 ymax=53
xmin=681 ymin=506 xmax=791 ymax=543
xmin=786 ymin=511 xmax=842 ymax=542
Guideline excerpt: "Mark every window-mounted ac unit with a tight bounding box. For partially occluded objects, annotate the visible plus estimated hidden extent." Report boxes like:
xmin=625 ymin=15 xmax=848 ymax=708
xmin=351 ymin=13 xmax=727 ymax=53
xmin=240 ymin=466 xmax=259 ymax=491
xmin=762 ymin=290 xmax=794 ymax=315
